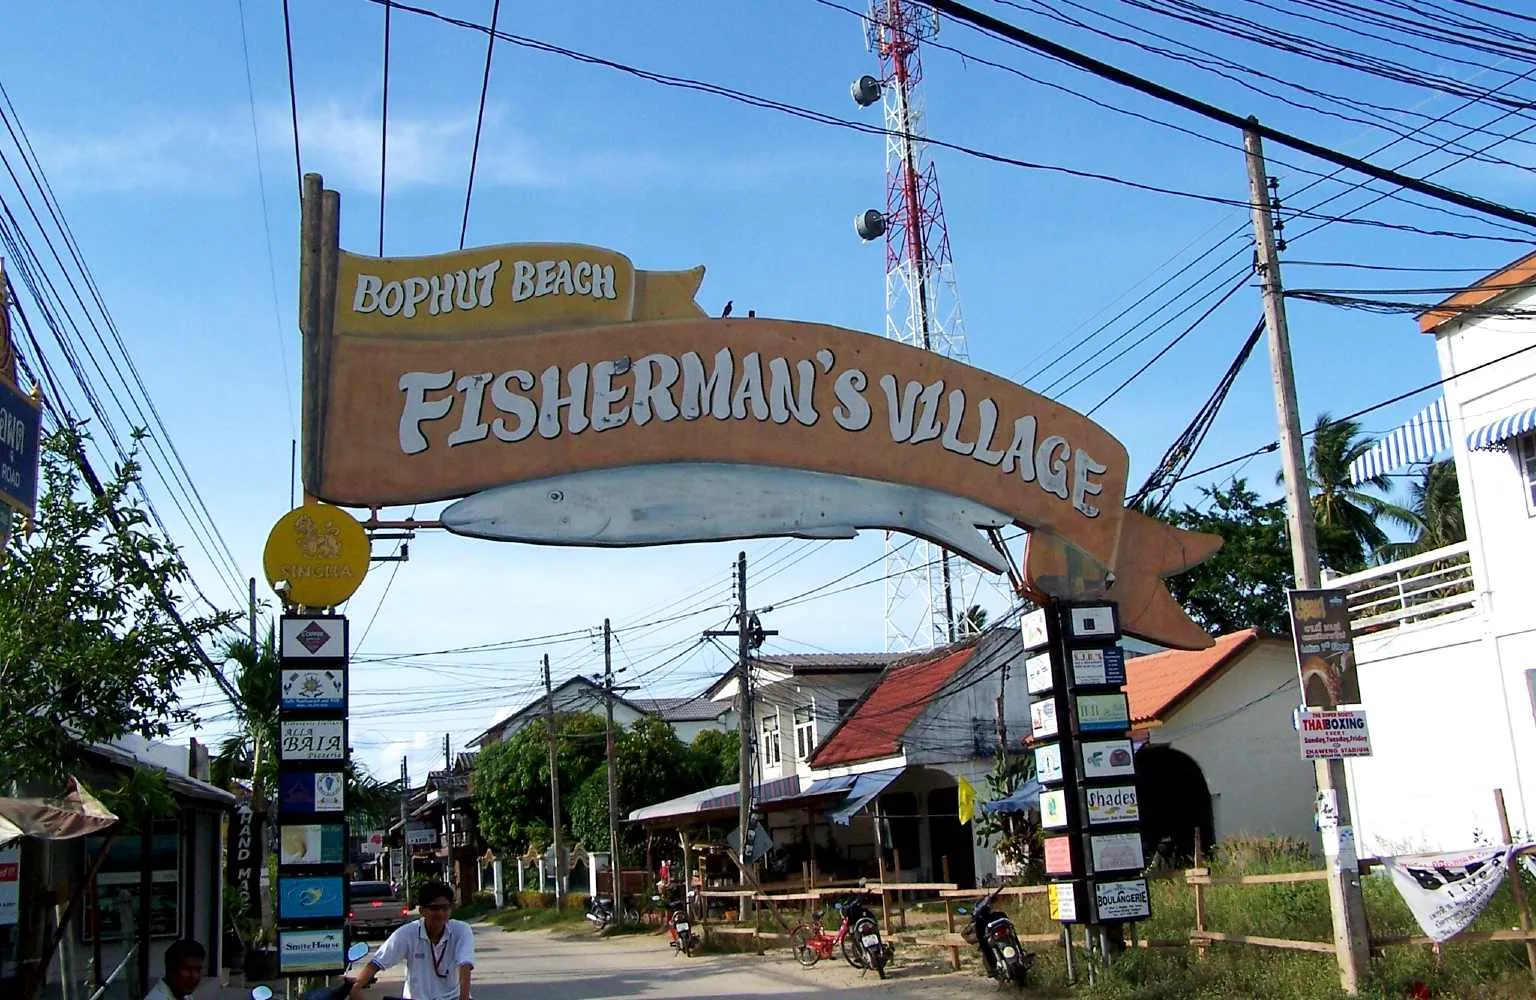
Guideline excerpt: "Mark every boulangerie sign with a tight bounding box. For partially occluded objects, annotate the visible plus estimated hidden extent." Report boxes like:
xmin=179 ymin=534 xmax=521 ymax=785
xmin=1381 ymin=846 xmax=1515 ymax=943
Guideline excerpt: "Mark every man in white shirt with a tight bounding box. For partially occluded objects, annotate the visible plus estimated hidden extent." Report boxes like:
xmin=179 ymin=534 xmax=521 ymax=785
xmin=143 ymin=939 xmax=205 ymax=1000
xmin=349 ymin=881 xmax=474 ymax=1000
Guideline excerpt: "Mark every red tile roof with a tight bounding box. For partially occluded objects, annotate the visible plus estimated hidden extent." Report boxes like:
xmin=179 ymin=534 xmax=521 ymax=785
xmin=810 ymin=646 xmax=977 ymax=767
xmin=1418 ymin=249 xmax=1536 ymax=335
xmin=1124 ymin=629 xmax=1260 ymax=724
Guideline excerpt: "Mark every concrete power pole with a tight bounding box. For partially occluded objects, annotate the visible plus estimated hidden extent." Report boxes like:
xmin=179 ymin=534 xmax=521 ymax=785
xmin=1245 ymin=123 xmax=1372 ymax=994
xmin=735 ymin=554 xmax=752 ymax=889
xmin=399 ymin=756 xmax=411 ymax=890
xmin=543 ymin=653 xmax=565 ymax=908
xmin=603 ymin=619 xmax=623 ymax=918
xmin=443 ymin=733 xmax=453 ymax=889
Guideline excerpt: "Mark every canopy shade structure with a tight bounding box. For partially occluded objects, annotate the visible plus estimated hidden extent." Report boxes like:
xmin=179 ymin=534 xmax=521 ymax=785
xmin=827 ymin=768 xmax=905 ymax=826
xmin=1348 ymin=396 xmax=1451 ymax=485
xmin=979 ymin=778 xmax=1043 ymax=815
xmin=0 ymin=777 xmax=117 ymax=844
xmin=1467 ymin=405 xmax=1536 ymax=452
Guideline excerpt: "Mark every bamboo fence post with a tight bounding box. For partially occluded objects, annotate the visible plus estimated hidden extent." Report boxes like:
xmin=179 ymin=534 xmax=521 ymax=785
xmin=1495 ymin=788 xmax=1536 ymax=982
xmin=1193 ymin=828 xmax=1208 ymax=960
xmin=945 ymin=898 xmax=960 ymax=970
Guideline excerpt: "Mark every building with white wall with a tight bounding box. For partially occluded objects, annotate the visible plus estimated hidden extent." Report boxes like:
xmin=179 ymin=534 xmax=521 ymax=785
xmin=466 ymin=675 xmax=733 ymax=749
xmin=1327 ymin=252 xmax=1536 ymax=854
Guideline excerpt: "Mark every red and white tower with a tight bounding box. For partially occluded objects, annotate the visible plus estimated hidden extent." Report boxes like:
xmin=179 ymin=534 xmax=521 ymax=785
xmin=854 ymin=0 xmax=982 ymax=652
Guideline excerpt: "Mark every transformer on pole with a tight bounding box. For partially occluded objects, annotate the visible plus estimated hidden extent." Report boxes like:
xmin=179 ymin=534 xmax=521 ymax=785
xmin=854 ymin=0 xmax=984 ymax=653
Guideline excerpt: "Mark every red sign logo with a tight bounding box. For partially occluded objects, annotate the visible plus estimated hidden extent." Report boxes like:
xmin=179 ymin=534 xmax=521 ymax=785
xmin=297 ymin=622 xmax=332 ymax=654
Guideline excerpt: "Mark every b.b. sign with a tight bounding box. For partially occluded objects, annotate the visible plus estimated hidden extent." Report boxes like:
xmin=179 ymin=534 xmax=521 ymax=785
xmin=0 ymin=376 xmax=40 ymax=517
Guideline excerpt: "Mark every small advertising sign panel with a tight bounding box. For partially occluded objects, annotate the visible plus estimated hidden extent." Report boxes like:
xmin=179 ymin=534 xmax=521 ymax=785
xmin=280 ymin=824 xmax=346 ymax=866
xmin=280 ymin=720 xmax=346 ymax=762
xmin=1044 ymin=836 xmax=1075 ymax=876
xmin=1299 ymin=709 xmax=1372 ymax=759
xmin=281 ymin=667 xmax=346 ymax=712
xmin=405 ymin=824 xmax=439 ymax=847
xmin=1089 ymin=831 xmax=1146 ymax=873
xmin=1288 ymin=588 xmax=1361 ymax=709
xmin=1076 ymin=693 xmax=1130 ymax=732
xmin=1094 ymin=878 xmax=1152 ymax=922
xmin=1025 ymin=652 xmax=1054 ymax=694
xmin=0 ymin=376 xmax=41 ymax=517
xmin=1021 ymin=608 xmax=1049 ymax=651
xmin=279 ymin=772 xmax=345 ymax=815
xmin=1080 ymin=740 xmax=1137 ymax=779
xmin=1040 ymin=789 xmax=1071 ymax=830
xmin=278 ymin=876 xmax=346 ymax=920
xmin=1066 ymin=604 xmax=1120 ymax=641
xmin=281 ymin=616 xmax=349 ymax=660
xmin=226 ymin=803 xmax=263 ymax=923
xmin=1035 ymin=742 xmax=1064 ymax=784
xmin=1071 ymin=646 xmax=1126 ymax=687
xmin=361 ymin=830 xmax=385 ymax=855
xmin=279 ymin=928 xmax=347 ymax=975
xmin=0 ymin=843 xmax=19 ymax=927
xmin=1030 ymin=698 xmax=1060 ymax=739
xmin=1084 ymin=785 xmax=1140 ymax=825
xmin=1048 ymin=881 xmax=1082 ymax=922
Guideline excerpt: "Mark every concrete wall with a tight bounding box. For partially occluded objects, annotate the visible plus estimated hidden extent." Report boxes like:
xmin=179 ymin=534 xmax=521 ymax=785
xmin=1148 ymin=641 xmax=1318 ymax=849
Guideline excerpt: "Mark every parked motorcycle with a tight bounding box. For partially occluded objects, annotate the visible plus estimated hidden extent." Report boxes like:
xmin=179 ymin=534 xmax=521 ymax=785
xmin=652 ymin=886 xmax=696 ymax=957
xmin=837 ymin=891 xmax=890 ymax=976
xmin=957 ymin=884 xmax=1033 ymax=988
xmin=586 ymin=892 xmax=640 ymax=931
xmin=250 ymin=942 xmax=370 ymax=1000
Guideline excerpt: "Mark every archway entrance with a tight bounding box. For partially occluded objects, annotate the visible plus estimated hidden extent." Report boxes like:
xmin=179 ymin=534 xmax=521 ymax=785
xmin=1134 ymin=746 xmax=1213 ymax=865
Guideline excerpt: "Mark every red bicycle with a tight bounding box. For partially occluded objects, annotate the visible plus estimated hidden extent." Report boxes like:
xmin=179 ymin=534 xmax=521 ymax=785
xmin=788 ymin=892 xmax=888 ymax=978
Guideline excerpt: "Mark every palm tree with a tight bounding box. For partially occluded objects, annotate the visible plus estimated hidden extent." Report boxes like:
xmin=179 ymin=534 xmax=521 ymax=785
xmin=958 ymin=604 xmax=989 ymax=637
xmin=1380 ymin=460 xmax=1465 ymax=561
xmin=1284 ymin=413 xmax=1416 ymax=572
xmin=210 ymin=629 xmax=280 ymax=794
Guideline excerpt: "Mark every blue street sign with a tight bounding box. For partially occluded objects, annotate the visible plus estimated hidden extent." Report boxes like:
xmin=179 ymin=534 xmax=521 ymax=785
xmin=0 ymin=377 xmax=40 ymax=517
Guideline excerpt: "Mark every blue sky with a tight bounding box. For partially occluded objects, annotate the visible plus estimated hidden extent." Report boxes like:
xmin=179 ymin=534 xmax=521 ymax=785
xmin=3 ymin=0 xmax=1529 ymax=783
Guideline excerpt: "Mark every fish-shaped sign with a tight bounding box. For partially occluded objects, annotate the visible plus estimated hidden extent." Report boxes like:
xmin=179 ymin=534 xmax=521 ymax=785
xmin=298 ymin=178 xmax=1221 ymax=649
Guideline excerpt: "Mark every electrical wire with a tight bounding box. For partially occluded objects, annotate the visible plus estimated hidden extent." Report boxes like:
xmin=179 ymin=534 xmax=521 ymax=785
xmin=460 ymin=0 xmax=502 ymax=251
xmin=282 ymin=0 xmax=303 ymax=196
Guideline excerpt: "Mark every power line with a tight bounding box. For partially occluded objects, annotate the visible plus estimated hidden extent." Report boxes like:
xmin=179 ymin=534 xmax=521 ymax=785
xmin=917 ymin=0 xmax=1536 ymax=229
xmin=460 ymin=0 xmax=502 ymax=251
xmin=379 ymin=0 xmax=391 ymax=256
xmin=282 ymin=0 xmax=303 ymax=196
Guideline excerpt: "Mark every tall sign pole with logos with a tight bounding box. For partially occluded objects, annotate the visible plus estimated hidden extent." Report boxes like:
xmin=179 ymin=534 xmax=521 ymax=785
xmin=0 ymin=261 xmax=42 ymax=553
xmin=1025 ymin=600 xmax=1149 ymax=967
xmin=263 ymin=501 xmax=370 ymax=979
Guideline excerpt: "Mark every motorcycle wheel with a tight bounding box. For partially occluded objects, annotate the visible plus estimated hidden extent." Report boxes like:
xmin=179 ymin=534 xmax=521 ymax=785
xmin=789 ymin=925 xmax=820 ymax=968
xmin=840 ymin=931 xmax=867 ymax=970
xmin=848 ymin=917 xmax=883 ymax=974
xmin=682 ymin=931 xmax=695 ymax=958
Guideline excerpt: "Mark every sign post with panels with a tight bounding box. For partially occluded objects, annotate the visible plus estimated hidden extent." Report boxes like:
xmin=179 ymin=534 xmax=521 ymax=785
xmin=276 ymin=614 xmax=351 ymax=977
xmin=1024 ymin=600 xmax=1149 ymax=965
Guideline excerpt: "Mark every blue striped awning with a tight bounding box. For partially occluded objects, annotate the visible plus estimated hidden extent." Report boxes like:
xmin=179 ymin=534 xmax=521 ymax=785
xmin=1348 ymin=397 xmax=1451 ymax=485
xmin=1468 ymin=405 xmax=1536 ymax=452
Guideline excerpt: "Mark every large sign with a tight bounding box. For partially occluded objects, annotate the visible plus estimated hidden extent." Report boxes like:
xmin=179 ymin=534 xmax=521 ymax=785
xmin=0 ymin=376 xmax=40 ymax=517
xmin=1299 ymin=709 xmax=1373 ymax=759
xmin=297 ymin=179 xmax=1221 ymax=649
xmin=263 ymin=506 xmax=370 ymax=609
xmin=1289 ymin=588 xmax=1361 ymax=708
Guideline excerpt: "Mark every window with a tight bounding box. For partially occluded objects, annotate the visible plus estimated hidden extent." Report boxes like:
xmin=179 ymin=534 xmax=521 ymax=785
xmin=794 ymin=706 xmax=816 ymax=760
xmin=1520 ymin=435 xmax=1536 ymax=514
xmin=761 ymin=711 xmax=782 ymax=767
xmin=837 ymin=698 xmax=858 ymax=718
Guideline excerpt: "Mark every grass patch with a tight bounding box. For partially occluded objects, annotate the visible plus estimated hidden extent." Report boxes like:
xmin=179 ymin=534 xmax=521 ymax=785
xmin=486 ymin=906 xmax=590 ymax=932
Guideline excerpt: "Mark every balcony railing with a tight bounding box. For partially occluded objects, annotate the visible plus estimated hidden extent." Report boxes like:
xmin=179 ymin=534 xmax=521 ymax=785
xmin=1323 ymin=541 xmax=1476 ymax=635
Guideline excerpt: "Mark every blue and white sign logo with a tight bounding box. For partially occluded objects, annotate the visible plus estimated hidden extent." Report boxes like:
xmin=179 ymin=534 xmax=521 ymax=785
xmin=0 ymin=377 xmax=40 ymax=517
xmin=278 ymin=876 xmax=345 ymax=920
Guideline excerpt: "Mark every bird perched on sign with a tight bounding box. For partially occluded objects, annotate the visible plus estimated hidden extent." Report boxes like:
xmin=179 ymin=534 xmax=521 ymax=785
xmin=720 ymin=300 xmax=733 ymax=318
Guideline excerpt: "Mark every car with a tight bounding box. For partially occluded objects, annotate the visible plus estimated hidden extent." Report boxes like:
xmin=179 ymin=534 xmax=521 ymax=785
xmin=347 ymin=880 xmax=410 ymax=938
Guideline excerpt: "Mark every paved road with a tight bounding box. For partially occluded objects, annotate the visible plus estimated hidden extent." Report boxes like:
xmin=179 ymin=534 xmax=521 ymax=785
xmin=411 ymin=924 xmax=979 ymax=999
xmin=216 ymin=923 xmax=995 ymax=999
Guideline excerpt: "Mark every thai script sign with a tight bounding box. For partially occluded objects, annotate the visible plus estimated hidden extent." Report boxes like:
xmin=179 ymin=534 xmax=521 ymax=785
xmin=1289 ymin=588 xmax=1361 ymax=708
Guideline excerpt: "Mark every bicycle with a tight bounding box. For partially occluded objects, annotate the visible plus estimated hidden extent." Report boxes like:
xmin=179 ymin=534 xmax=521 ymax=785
xmin=788 ymin=893 xmax=887 ymax=978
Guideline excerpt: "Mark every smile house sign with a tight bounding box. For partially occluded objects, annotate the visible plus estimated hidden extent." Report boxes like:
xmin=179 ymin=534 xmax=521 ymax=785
xmin=298 ymin=174 xmax=1219 ymax=649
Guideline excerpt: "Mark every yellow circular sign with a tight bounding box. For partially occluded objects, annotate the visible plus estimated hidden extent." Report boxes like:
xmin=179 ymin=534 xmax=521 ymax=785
xmin=262 ymin=504 xmax=371 ymax=608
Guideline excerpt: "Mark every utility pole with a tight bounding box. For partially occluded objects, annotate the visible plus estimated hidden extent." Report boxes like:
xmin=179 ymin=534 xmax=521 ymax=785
xmin=248 ymin=577 xmax=257 ymax=648
xmin=442 ymin=733 xmax=453 ymax=889
xmin=399 ymin=756 xmax=411 ymax=891
xmin=1246 ymin=123 xmax=1372 ymax=994
xmin=706 ymin=553 xmax=775 ymax=895
xmin=603 ymin=619 xmax=622 ymax=917
xmin=543 ymin=653 xmax=565 ymax=908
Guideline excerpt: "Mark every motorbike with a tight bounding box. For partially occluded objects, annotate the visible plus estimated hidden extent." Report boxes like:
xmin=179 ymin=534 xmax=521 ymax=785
xmin=652 ymin=886 xmax=696 ymax=957
xmin=838 ymin=891 xmax=890 ymax=976
xmin=586 ymin=892 xmax=640 ymax=931
xmin=250 ymin=942 xmax=371 ymax=1000
xmin=957 ymin=884 xmax=1033 ymax=988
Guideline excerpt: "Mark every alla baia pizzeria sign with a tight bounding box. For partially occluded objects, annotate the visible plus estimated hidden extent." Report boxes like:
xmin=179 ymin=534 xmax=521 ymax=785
xmin=296 ymin=174 xmax=1221 ymax=650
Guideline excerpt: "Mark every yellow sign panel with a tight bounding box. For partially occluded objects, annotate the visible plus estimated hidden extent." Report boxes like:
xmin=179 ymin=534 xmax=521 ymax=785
xmin=263 ymin=504 xmax=370 ymax=608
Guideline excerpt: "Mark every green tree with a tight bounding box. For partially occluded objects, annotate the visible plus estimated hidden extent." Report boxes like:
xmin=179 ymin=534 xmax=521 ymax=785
xmin=688 ymin=728 xmax=739 ymax=788
xmin=1401 ymin=460 xmax=1465 ymax=556
xmin=471 ymin=712 xmax=606 ymax=854
xmin=571 ymin=716 xmax=696 ymax=852
xmin=0 ymin=429 xmax=237 ymax=788
xmin=210 ymin=630 xmax=280 ymax=794
xmin=1163 ymin=479 xmax=1294 ymax=636
xmin=1289 ymin=413 xmax=1414 ymax=572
